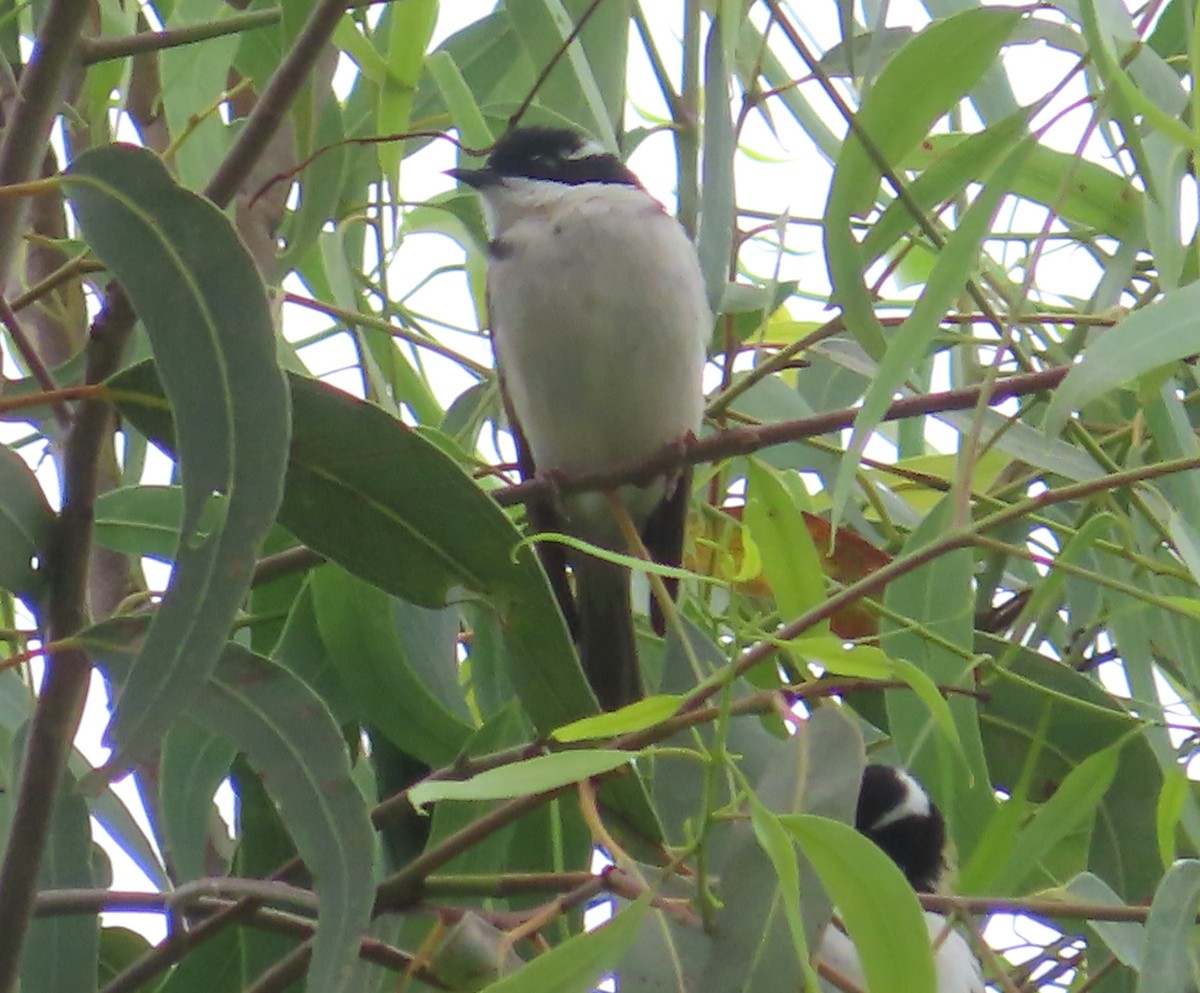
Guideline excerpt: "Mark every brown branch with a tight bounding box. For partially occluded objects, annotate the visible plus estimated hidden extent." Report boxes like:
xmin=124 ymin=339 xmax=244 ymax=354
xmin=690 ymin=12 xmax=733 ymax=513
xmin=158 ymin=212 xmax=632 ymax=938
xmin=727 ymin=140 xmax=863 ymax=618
xmin=78 ymin=9 xmax=281 ymax=65
xmin=203 ymin=0 xmax=347 ymax=207
xmin=493 ymin=365 xmax=1070 ymax=507
xmin=251 ymin=544 xmax=325 ymax=586
xmin=0 ymin=384 xmax=100 ymax=416
xmin=33 ymin=888 xmax=423 ymax=980
xmin=98 ymin=860 xmax=304 ymax=993
xmin=0 ymin=0 xmax=90 ymax=283
xmin=919 ymin=892 xmax=1161 ymax=924
xmin=0 ymin=289 xmax=135 ymax=993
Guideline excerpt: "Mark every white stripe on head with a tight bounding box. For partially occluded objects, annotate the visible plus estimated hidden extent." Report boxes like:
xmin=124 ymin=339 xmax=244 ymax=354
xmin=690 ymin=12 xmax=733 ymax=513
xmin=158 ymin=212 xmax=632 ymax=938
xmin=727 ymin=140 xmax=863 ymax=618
xmin=870 ymin=767 xmax=931 ymax=831
xmin=564 ymin=136 xmax=607 ymax=160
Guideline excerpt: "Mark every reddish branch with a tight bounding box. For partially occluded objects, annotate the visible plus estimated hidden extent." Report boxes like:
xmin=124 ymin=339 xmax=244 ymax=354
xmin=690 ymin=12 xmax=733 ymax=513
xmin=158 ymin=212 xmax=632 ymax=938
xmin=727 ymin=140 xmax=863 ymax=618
xmin=494 ymin=364 xmax=1069 ymax=506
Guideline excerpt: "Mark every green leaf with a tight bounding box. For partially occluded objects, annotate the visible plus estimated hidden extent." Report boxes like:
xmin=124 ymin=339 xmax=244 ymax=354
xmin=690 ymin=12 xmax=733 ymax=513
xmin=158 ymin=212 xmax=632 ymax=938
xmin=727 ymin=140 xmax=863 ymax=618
xmin=0 ymin=445 xmax=51 ymax=603
xmin=157 ymin=1 xmax=238 ymax=190
xmin=19 ymin=736 xmax=98 ymax=993
xmin=202 ymin=646 xmax=373 ymax=993
xmin=747 ymin=798 xmax=811 ymax=986
xmin=479 ymin=894 xmax=651 ymax=993
xmin=973 ymin=643 xmax=1162 ymax=901
xmin=111 ymin=365 xmax=599 ymax=733
xmin=1137 ymin=860 xmax=1200 ymax=993
xmin=552 ymin=695 xmax=684 ymax=742
xmin=156 ymin=925 xmax=242 ymax=993
xmin=375 ymin=0 xmax=437 ymax=183
xmin=159 ymin=717 xmax=236 ymax=882
xmin=408 ymin=750 xmax=634 ymax=810
xmin=888 ymin=127 xmax=1143 ymax=247
xmin=310 ymin=563 xmax=472 ymax=767
xmin=93 ymin=485 xmax=183 ymax=560
xmin=98 ymin=927 xmax=163 ymax=991
xmin=279 ymin=98 xmax=350 ymax=269
xmin=995 ymin=742 xmax=1122 ymax=896
xmin=427 ymin=50 xmax=491 ymax=150
xmin=881 ymin=500 xmax=993 ymax=853
xmin=697 ymin=708 xmax=864 ymax=993
xmin=83 ymin=626 xmax=374 ymax=993
xmin=65 ymin=145 xmax=290 ymax=772
xmin=1065 ymin=873 xmax=1144 ymax=969
xmin=745 ymin=461 xmax=827 ymax=626
xmin=832 ymin=136 xmax=1034 ymax=519
xmin=824 ymin=6 xmax=1022 ymax=359
xmin=501 ymin=0 xmax=615 ymax=143
xmin=410 ymin=13 xmax=532 ymax=132
xmin=698 ymin=14 xmax=735 ymax=311
xmin=1045 ymin=281 xmax=1200 ymax=435
xmin=1157 ymin=766 xmax=1189 ymax=869
xmin=863 ymin=113 xmax=1031 ymax=265
xmin=781 ymin=814 xmax=937 ymax=993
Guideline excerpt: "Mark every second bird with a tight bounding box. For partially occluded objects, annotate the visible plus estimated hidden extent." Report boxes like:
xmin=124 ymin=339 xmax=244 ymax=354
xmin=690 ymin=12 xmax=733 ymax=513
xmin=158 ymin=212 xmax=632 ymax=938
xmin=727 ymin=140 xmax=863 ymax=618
xmin=450 ymin=126 xmax=710 ymax=709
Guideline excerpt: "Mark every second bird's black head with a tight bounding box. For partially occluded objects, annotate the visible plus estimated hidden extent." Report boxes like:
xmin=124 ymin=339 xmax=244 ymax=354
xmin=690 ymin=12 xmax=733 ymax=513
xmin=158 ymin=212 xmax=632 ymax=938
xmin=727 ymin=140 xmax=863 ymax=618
xmin=448 ymin=126 xmax=640 ymax=189
xmin=855 ymin=763 xmax=946 ymax=894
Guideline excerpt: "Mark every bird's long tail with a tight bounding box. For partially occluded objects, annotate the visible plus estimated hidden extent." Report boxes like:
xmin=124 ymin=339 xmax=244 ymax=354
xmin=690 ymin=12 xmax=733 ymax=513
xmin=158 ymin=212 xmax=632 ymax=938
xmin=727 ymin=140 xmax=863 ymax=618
xmin=574 ymin=554 xmax=642 ymax=710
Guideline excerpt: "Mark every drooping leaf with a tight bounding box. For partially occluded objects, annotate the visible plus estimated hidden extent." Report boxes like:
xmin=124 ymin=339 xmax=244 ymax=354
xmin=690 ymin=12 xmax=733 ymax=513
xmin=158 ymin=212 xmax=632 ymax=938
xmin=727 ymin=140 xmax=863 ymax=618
xmin=781 ymin=814 xmax=937 ymax=993
xmin=1045 ymin=281 xmax=1200 ymax=436
xmin=1136 ymin=860 xmax=1200 ymax=993
xmin=159 ymin=717 xmax=236 ymax=882
xmin=82 ymin=624 xmax=374 ymax=993
xmin=310 ymin=563 xmax=472 ymax=767
xmin=110 ymin=364 xmax=598 ymax=733
xmin=65 ymin=144 xmax=290 ymax=772
xmin=0 ymin=445 xmax=52 ymax=604
xmin=18 ymin=731 xmax=98 ymax=993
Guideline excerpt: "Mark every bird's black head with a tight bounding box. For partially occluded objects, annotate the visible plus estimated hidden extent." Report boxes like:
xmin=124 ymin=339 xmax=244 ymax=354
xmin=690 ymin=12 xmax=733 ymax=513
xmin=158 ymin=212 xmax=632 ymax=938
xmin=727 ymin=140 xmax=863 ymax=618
xmin=450 ymin=126 xmax=639 ymax=189
xmin=855 ymin=764 xmax=946 ymax=893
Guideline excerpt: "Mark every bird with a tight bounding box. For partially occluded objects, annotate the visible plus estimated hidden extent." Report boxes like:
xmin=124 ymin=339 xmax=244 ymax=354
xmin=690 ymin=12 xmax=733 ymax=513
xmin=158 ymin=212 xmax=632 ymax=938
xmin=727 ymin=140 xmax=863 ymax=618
xmin=448 ymin=126 xmax=710 ymax=710
xmin=816 ymin=764 xmax=985 ymax=993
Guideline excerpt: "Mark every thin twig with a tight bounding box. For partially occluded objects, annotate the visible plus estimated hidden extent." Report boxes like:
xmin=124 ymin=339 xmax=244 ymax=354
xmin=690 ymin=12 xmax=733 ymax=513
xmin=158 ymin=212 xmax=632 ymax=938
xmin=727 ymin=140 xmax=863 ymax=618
xmin=0 ymin=293 xmax=70 ymax=429
xmin=243 ymin=941 xmax=313 ymax=993
xmin=508 ymin=0 xmax=609 ymax=131
xmin=79 ymin=9 xmax=281 ymax=65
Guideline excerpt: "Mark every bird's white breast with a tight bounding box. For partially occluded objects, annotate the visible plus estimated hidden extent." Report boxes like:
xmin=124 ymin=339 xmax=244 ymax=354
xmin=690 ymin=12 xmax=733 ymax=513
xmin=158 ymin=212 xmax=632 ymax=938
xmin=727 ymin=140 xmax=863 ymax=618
xmin=484 ymin=182 xmax=709 ymax=509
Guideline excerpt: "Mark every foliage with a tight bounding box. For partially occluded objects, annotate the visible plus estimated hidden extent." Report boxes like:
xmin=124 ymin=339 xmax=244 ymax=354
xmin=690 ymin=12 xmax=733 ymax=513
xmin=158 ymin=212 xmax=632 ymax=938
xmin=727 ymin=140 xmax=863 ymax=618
xmin=0 ymin=2 xmax=1197 ymax=992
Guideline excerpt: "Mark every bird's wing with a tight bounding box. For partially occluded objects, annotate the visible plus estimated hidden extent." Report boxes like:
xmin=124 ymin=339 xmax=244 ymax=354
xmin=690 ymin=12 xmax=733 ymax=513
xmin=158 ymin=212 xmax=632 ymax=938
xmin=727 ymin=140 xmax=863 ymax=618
xmin=642 ymin=466 xmax=692 ymax=635
xmin=496 ymin=366 xmax=580 ymax=637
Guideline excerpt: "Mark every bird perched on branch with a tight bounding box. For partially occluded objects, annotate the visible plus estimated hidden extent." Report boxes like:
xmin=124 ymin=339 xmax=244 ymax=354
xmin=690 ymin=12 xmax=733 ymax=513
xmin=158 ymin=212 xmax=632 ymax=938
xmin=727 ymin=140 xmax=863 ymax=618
xmin=817 ymin=764 xmax=985 ymax=993
xmin=450 ymin=126 xmax=710 ymax=710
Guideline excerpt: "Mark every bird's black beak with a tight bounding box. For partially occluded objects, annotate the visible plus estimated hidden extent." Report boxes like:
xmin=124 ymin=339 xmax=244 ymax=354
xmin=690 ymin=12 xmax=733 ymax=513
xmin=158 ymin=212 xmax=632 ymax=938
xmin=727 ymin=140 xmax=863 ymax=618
xmin=445 ymin=166 xmax=497 ymax=189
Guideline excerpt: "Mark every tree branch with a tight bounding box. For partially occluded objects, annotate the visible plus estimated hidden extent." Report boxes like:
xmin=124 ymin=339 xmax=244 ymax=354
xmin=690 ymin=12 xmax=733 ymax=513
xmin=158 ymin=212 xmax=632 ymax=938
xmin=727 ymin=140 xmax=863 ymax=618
xmin=203 ymin=0 xmax=347 ymax=207
xmin=493 ymin=365 xmax=1070 ymax=507
xmin=0 ymin=0 xmax=89 ymax=282
xmin=0 ymin=289 xmax=134 ymax=993
xmin=78 ymin=9 xmax=280 ymax=65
